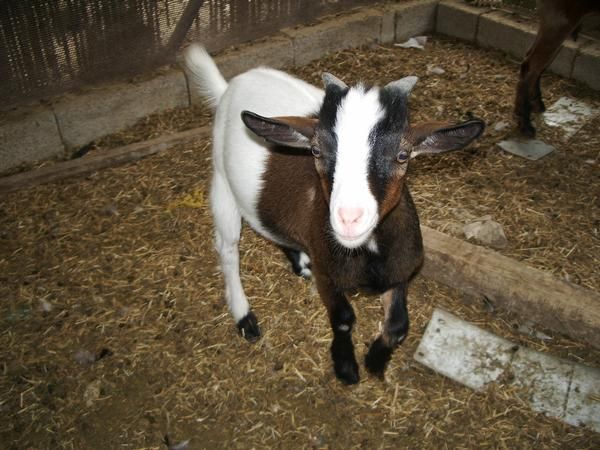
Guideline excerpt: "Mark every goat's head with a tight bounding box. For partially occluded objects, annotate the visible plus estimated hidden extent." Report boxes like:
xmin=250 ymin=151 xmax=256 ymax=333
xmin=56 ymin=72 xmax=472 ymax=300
xmin=242 ymin=74 xmax=484 ymax=249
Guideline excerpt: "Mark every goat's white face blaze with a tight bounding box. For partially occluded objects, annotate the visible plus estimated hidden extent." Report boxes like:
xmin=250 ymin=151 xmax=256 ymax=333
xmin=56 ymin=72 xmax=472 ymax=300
xmin=330 ymin=85 xmax=383 ymax=248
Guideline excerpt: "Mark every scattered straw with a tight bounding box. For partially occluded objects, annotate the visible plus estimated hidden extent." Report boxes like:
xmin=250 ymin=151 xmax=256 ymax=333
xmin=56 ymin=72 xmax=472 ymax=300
xmin=1 ymin=34 xmax=599 ymax=449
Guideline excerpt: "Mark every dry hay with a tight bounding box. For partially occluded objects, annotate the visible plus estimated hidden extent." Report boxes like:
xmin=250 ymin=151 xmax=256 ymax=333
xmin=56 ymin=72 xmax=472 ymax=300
xmin=1 ymin=36 xmax=599 ymax=449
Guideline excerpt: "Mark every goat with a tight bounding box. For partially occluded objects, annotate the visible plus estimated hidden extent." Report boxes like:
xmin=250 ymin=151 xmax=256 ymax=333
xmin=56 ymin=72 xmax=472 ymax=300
xmin=515 ymin=0 xmax=600 ymax=137
xmin=184 ymin=45 xmax=485 ymax=384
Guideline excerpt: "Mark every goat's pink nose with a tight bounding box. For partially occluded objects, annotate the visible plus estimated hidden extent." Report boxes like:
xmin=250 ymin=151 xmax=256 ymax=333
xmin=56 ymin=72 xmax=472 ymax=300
xmin=338 ymin=207 xmax=364 ymax=226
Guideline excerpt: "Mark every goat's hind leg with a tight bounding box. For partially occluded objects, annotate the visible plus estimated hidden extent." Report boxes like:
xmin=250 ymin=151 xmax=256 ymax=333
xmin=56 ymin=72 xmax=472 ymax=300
xmin=515 ymin=18 xmax=574 ymax=137
xmin=365 ymin=283 xmax=409 ymax=377
xmin=279 ymin=246 xmax=312 ymax=279
xmin=211 ymin=173 xmax=261 ymax=341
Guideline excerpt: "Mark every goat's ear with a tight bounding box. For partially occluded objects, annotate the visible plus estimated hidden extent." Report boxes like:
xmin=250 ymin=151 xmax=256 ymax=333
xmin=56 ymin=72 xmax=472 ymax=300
xmin=385 ymin=76 xmax=418 ymax=95
xmin=322 ymin=72 xmax=348 ymax=91
xmin=241 ymin=111 xmax=317 ymax=149
xmin=408 ymin=119 xmax=485 ymax=158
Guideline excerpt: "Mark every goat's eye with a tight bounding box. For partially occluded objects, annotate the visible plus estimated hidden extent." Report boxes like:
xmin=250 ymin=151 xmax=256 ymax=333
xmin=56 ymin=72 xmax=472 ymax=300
xmin=397 ymin=150 xmax=409 ymax=163
xmin=311 ymin=146 xmax=321 ymax=158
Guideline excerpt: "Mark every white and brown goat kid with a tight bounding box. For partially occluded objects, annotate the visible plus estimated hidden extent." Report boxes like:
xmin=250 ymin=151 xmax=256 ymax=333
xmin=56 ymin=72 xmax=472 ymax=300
xmin=185 ymin=45 xmax=485 ymax=384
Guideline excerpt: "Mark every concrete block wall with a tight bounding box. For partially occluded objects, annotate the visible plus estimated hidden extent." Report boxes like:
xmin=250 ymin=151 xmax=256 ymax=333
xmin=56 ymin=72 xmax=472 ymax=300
xmin=0 ymin=108 xmax=65 ymax=171
xmin=1 ymin=0 xmax=599 ymax=174
xmin=54 ymin=71 xmax=189 ymax=150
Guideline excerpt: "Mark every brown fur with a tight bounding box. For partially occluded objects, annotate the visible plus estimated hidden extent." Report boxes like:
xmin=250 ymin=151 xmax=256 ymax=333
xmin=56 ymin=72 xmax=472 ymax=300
xmin=258 ymin=149 xmax=423 ymax=297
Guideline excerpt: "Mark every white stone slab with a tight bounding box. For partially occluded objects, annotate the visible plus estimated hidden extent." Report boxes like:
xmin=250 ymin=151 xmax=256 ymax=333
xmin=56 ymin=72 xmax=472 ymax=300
xmin=543 ymin=97 xmax=599 ymax=139
xmin=414 ymin=308 xmax=515 ymax=390
xmin=565 ymin=364 xmax=600 ymax=432
xmin=414 ymin=308 xmax=600 ymax=433
xmin=511 ymin=346 xmax=574 ymax=419
xmin=497 ymin=139 xmax=555 ymax=160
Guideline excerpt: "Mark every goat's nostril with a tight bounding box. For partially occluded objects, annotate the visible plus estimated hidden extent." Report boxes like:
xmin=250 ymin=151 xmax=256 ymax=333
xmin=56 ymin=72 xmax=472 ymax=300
xmin=338 ymin=207 xmax=364 ymax=225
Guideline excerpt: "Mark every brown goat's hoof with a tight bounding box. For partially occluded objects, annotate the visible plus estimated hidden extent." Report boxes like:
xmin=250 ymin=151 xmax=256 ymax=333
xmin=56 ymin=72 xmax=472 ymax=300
xmin=237 ymin=311 xmax=261 ymax=342
xmin=531 ymin=100 xmax=546 ymax=114
xmin=519 ymin=123 xmax=536 ymax=138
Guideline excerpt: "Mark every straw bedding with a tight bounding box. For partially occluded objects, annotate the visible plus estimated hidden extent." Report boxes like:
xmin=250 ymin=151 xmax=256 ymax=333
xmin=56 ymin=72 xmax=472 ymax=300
xmin=1 ymin=35 xmax=599 ymax=449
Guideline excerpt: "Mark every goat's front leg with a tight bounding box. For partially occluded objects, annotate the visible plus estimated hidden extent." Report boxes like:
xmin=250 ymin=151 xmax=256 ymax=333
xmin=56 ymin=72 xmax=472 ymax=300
xmin=365 ymin=283 xmax=409 ymax=377
xmin=316 ymin=275 xmax=359 ymax=384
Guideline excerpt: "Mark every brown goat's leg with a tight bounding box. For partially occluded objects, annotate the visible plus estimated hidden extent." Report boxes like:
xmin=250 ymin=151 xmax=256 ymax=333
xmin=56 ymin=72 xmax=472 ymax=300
xmin=316 ymin=276 xmax=359 ymax=384
xmin=515 ymin=19 xmax=575 ymax=137
xmin=365 ymin=283 xmax=409 ymax=377
xmin=531 ymin=75 xmax=546 ymax=113
xmin=515 ymin=61 xmax=539 ymax=138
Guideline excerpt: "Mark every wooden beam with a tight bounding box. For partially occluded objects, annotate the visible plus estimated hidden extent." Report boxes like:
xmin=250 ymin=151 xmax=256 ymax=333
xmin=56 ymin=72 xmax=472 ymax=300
xmin=0 ymin=126 xmax=210 ymax=193
xmin=420 ymin=225 xmax=600 ymax=350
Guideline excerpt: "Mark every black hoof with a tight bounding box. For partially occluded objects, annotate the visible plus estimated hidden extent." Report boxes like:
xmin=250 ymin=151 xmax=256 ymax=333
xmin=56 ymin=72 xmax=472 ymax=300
xmin=531 ymin=99 xmax=546 ymax=114
xmin=331 ymin=333 xmax=359 ymax=384
xmin=518 ymin=122 xmax=536 ymax=138
xmin=365 ymin=337 xmax=394 ymax=377
xmin=237 ymin=311 xmax=261 ymax=342
xmin=334 ymin=358 xmax=360 ymax=385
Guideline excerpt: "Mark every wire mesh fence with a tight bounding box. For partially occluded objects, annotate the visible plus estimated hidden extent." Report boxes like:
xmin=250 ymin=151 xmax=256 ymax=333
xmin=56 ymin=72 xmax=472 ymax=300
xmin=0 ymin=0 xmax=374 ymax=110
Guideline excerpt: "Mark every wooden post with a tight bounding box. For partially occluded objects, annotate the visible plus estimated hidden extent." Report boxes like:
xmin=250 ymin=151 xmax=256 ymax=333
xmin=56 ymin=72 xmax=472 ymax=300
xmin=164 ymin=0 xmax=205 ymax=59
xmin=420 ymin=225 xmax=600 ymax=350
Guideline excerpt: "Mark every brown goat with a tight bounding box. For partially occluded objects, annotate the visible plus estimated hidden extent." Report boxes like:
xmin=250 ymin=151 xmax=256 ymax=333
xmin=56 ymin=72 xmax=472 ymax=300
xmin=514 ymin=0 xmax=600 ymax=137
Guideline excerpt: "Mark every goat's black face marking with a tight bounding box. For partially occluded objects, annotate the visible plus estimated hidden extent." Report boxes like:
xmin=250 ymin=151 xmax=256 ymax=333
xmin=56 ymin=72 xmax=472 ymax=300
xmin=367 ymin=89 xmax=411 ymax=203
xmin=313 ymin=86 xmax=348 ymax=199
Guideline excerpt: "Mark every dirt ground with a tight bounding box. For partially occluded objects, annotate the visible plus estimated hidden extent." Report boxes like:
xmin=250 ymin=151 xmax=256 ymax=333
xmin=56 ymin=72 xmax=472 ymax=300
xmin=1 ymin=35 xmax=599 ymax=449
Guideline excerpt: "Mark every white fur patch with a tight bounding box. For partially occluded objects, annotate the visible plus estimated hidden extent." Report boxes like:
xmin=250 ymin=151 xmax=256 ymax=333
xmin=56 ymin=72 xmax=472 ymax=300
xmin=298 ymin=252 xmax=312 ymax=278
xmin=300 ymin=268 xmax=313 ymax=279
xmin=366 ymin=238 xmax=379 ymax=254
xmin=298 ymin=251 xmax=311 ymax=268
xmin=330 ymin=85 xmax=382 ymax=248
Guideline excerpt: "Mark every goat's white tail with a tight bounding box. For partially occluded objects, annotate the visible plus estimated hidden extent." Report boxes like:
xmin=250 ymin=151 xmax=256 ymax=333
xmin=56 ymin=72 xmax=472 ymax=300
xmin=184 ymin=44 xmax=228 ymax=110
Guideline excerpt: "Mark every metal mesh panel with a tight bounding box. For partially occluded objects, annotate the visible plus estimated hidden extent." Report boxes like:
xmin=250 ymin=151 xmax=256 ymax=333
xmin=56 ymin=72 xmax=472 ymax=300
xmin=0 ymin=0 xmax=374 ymax=110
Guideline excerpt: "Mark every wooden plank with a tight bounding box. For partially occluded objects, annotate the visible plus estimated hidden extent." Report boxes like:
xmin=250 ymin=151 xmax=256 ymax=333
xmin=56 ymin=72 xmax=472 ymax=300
xmin=420 ymin=225 xmax=600 ymax=350
xmin=0 ymin=126 xmax=210 ymax=193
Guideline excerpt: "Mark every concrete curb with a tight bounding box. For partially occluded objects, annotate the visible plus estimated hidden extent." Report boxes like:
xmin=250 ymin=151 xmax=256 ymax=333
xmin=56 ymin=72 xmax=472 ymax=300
xmin=1 ymin=0 xmax=599 ymax=173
